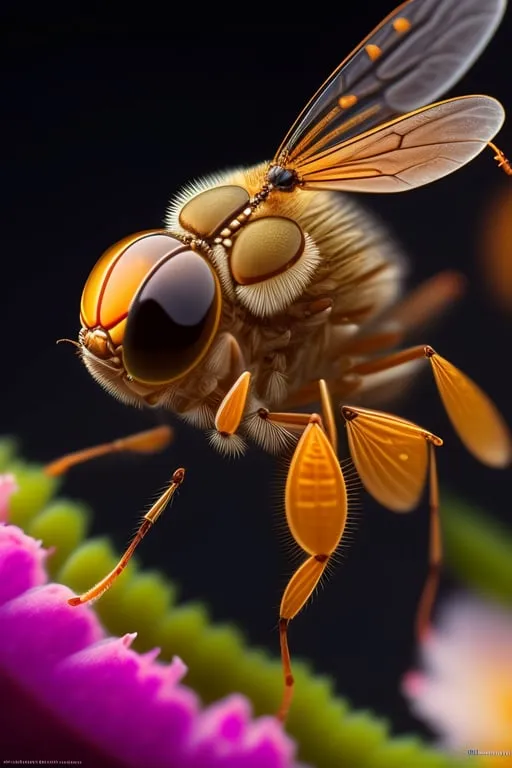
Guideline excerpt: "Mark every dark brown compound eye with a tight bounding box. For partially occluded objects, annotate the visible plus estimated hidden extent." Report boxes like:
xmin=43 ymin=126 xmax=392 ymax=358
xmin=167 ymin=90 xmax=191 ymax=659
xmin=123 ymin=250 xmax=221 ymax=384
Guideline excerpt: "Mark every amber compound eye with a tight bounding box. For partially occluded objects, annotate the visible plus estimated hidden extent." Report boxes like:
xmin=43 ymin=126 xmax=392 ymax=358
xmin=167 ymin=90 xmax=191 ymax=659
xmin=123 ymin=250 xmax=221 ymax=384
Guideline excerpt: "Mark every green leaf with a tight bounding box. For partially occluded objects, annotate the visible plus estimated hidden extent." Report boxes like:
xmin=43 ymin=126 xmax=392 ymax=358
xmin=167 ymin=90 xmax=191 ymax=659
xmin=7 ymin=461 xmax=59 ymax=528
xmin=0 ymin=437 xmax=18 ymax=470
xmin=442 ymin=493 xmax=512 ymax=606
xmin=27 ymin=499 xmax=90 ymax=576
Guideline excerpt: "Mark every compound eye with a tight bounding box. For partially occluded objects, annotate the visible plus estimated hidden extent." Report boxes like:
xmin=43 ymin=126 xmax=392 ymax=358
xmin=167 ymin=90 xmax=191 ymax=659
xmin=179 ymin=185 xmax=250 ymax=238
xmin=80 ymin=230 xmax=183 ymax=332
xmin=230 ymin=217 xmax=304 ymax=284
xmin=123 ymin=250 xmax=221 ymax=384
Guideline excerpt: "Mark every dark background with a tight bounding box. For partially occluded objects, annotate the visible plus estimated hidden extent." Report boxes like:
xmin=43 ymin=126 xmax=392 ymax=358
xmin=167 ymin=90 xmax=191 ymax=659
xmin=2 ymin=4 xmax=511 ymax=739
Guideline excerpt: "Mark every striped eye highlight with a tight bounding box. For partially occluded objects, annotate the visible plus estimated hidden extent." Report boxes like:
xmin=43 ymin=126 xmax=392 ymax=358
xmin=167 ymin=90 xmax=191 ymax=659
xmin=123 ymin=249 xmax=221 ymax=385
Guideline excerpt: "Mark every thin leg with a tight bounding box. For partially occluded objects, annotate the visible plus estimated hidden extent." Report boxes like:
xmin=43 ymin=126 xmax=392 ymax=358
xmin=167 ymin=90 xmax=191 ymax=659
xmin=265 ymin=374 xmax=338 ymax=443
xmin=348 ymin=345 xmax=427 ymax=376
xmin=277 ymin=618 xmax=293 ymax=723
xmin=488 ymin=142 xmax=512 ymax=175
xmin=340 ymin=270 xmax=462 ymax=359
xmin=415 ymin=440 xmax=441 ymax=641
xmin=285 ymin=271 xmax=464 ymax=412
xmin=319 ymin=378 xmax=337 ymax=454
xmin=342 ymin=329 xmax=403 ymax=356
xmin=282 ymin=375 xmax=362 ymax=411
xmin=264 ymin=410 xmax=312 ymax=431
xmin=277 ymin=388 xmax=347 ymax=722
xmin=68 ymin=467 xmax=185 ymax=606
xmin=340 ymin=405 xmax=443 ymax=641
xmin=348 ymin=345 xmax=511 ymax=468
xmin=277 ymin=554 xmax=331 ymax=723
xmin=44 ymin=425 xmax=173 ymax=477
xmin=377 ymin=270 xmax=465 ymax=340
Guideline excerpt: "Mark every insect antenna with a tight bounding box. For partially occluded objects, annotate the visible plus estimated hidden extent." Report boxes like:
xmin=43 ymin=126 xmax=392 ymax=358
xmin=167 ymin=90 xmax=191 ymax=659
xmin=56 ymin=338 xmax=81 ymax=349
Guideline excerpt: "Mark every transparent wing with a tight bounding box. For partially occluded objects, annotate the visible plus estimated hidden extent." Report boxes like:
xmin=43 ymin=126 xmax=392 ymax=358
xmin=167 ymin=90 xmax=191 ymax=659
xmin=275 ymin=0 xmax=507 ymax=166
xmin=293 ymin=95 xmax=504 ymax=193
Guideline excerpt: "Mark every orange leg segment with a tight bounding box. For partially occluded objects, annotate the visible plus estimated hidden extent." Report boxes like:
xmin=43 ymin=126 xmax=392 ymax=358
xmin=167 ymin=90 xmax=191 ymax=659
xmin=341 ymin=404 xmax=443 ymax=639
xmin=68 ymin=467 xmax=185 ymax=606
xmin=342 ymin=331 xmax=510 ymax=638
xmin=214 ymin=371 xmax=252 ymax=435
xmin=44 ymin=425 xmax=173 ymax=477
xmin=46 ymin=426 xmax=182 ymax=608
xmin=276 ymin=381 xmax=348 ymax=723
xmin=348 ymin=345 xmax=511 ymax=468
xmin=488 ymin=142 xmax=512 ymax=176
xmin=415 ymin=440 xmax=442 ymax=641
xmin=209 ymin=370 xmax=253 ymax=456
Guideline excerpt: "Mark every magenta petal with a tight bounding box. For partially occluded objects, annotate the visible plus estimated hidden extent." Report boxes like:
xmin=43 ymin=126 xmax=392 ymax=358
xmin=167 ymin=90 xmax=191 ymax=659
xmin=0 ymin=518 xmax=301 ymax=768
xmin=49 ymin=634 xmax=198 ymax=768
xmin=0 ymin=584 xmax=104 ymax=686
xmin=0 ymin=523 xmax=47 ymax=605
xmin=194 ymin=695 xmax=251 ymax=745
xmin=186 ymin=696 xmax=296 ymax=768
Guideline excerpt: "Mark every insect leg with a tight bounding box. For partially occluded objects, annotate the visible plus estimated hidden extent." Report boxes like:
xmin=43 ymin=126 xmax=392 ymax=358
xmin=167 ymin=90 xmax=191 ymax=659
xmin=415 ymin=439 xmax=441 ymax=641
xmin=348 ymin=344 xmax=427 ymax=376
xmin=488 ymin=142 xmax=512 ymax=176
xmin=349 ymin=345 xmax=511 ymax=468
xmin=44 ymin=425 xmax=173 ymax=477
xmin=378 ymin=271 xmax=465 ymax=338
xmin=277 ymin=389 xmax=347 ymax=722
xmin=318 ymin=378 xmax=337 ymax=453
xmin=268 ymin=378 xmax=339 ymax=445
xmin=282 ymin=373 xmax=363 ymax=411
xmin=214 ymin=371 xmax=252 ymax=435
xmin=261 ymin=410 xmax=312 ymax=432
xmin=285 ymin=272 xmax=465 ymax=413
xmin=278 ymin=554 xmax=329 ymax=723
xmin=68 ymin=467 xmax=185 ymax=606
xmin=341 ymin=405 xmax=443 ymax=641
xmin=208 ymin=371 xmax=252 ymax=456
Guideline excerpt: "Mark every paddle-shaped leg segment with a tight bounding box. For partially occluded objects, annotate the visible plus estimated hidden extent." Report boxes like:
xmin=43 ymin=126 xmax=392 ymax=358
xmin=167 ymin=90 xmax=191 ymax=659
xmin=68 ymin=467 xmax=185 ymax=606
xmin=341 ymin=405 xmax=443 ymax=638
xmin=214 ymin=371 xmax=252 ymax=435
xmin=278 ymin=397 xmax=348 ymax=723
xmin=349 ymin=345 xmax=512 ymax=468
xmin=209 ymin=371 xmax=252 ymax=456
xmin=426 ymin=348 xmax=511 ymax=468
xmin=44 ymin=425 xmax=173 ymax=477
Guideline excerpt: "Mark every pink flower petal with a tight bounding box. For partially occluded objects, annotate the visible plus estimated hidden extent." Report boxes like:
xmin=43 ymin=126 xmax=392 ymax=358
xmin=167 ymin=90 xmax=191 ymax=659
xmin=403 ymin=593 xmax=512 ymax=754
xmin=0 ymin=523 xmax=47 ymax=605
xmin=0 ymin=488 xmax=301 ymax=768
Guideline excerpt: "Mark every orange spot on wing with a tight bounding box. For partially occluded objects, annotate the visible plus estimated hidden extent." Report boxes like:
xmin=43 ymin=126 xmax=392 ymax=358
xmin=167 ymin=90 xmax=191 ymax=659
xmin=365 ymin=44 xmax=382 ymax=61
xmin=393 ymin=17 xmax=411 ymax=33
xmin=338 ymin=94 xmax=358 ymax=110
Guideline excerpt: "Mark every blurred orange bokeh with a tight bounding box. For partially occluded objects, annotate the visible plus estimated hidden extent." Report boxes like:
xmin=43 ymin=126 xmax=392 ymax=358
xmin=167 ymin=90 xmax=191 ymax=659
xmin=480 ymin=184 xmax=512 ymax=314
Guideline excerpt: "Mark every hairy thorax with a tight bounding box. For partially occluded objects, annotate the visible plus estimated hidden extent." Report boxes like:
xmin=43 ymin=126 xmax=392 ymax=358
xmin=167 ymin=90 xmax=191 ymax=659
xmin=158 ymin=162 xmax=403 ymax=430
